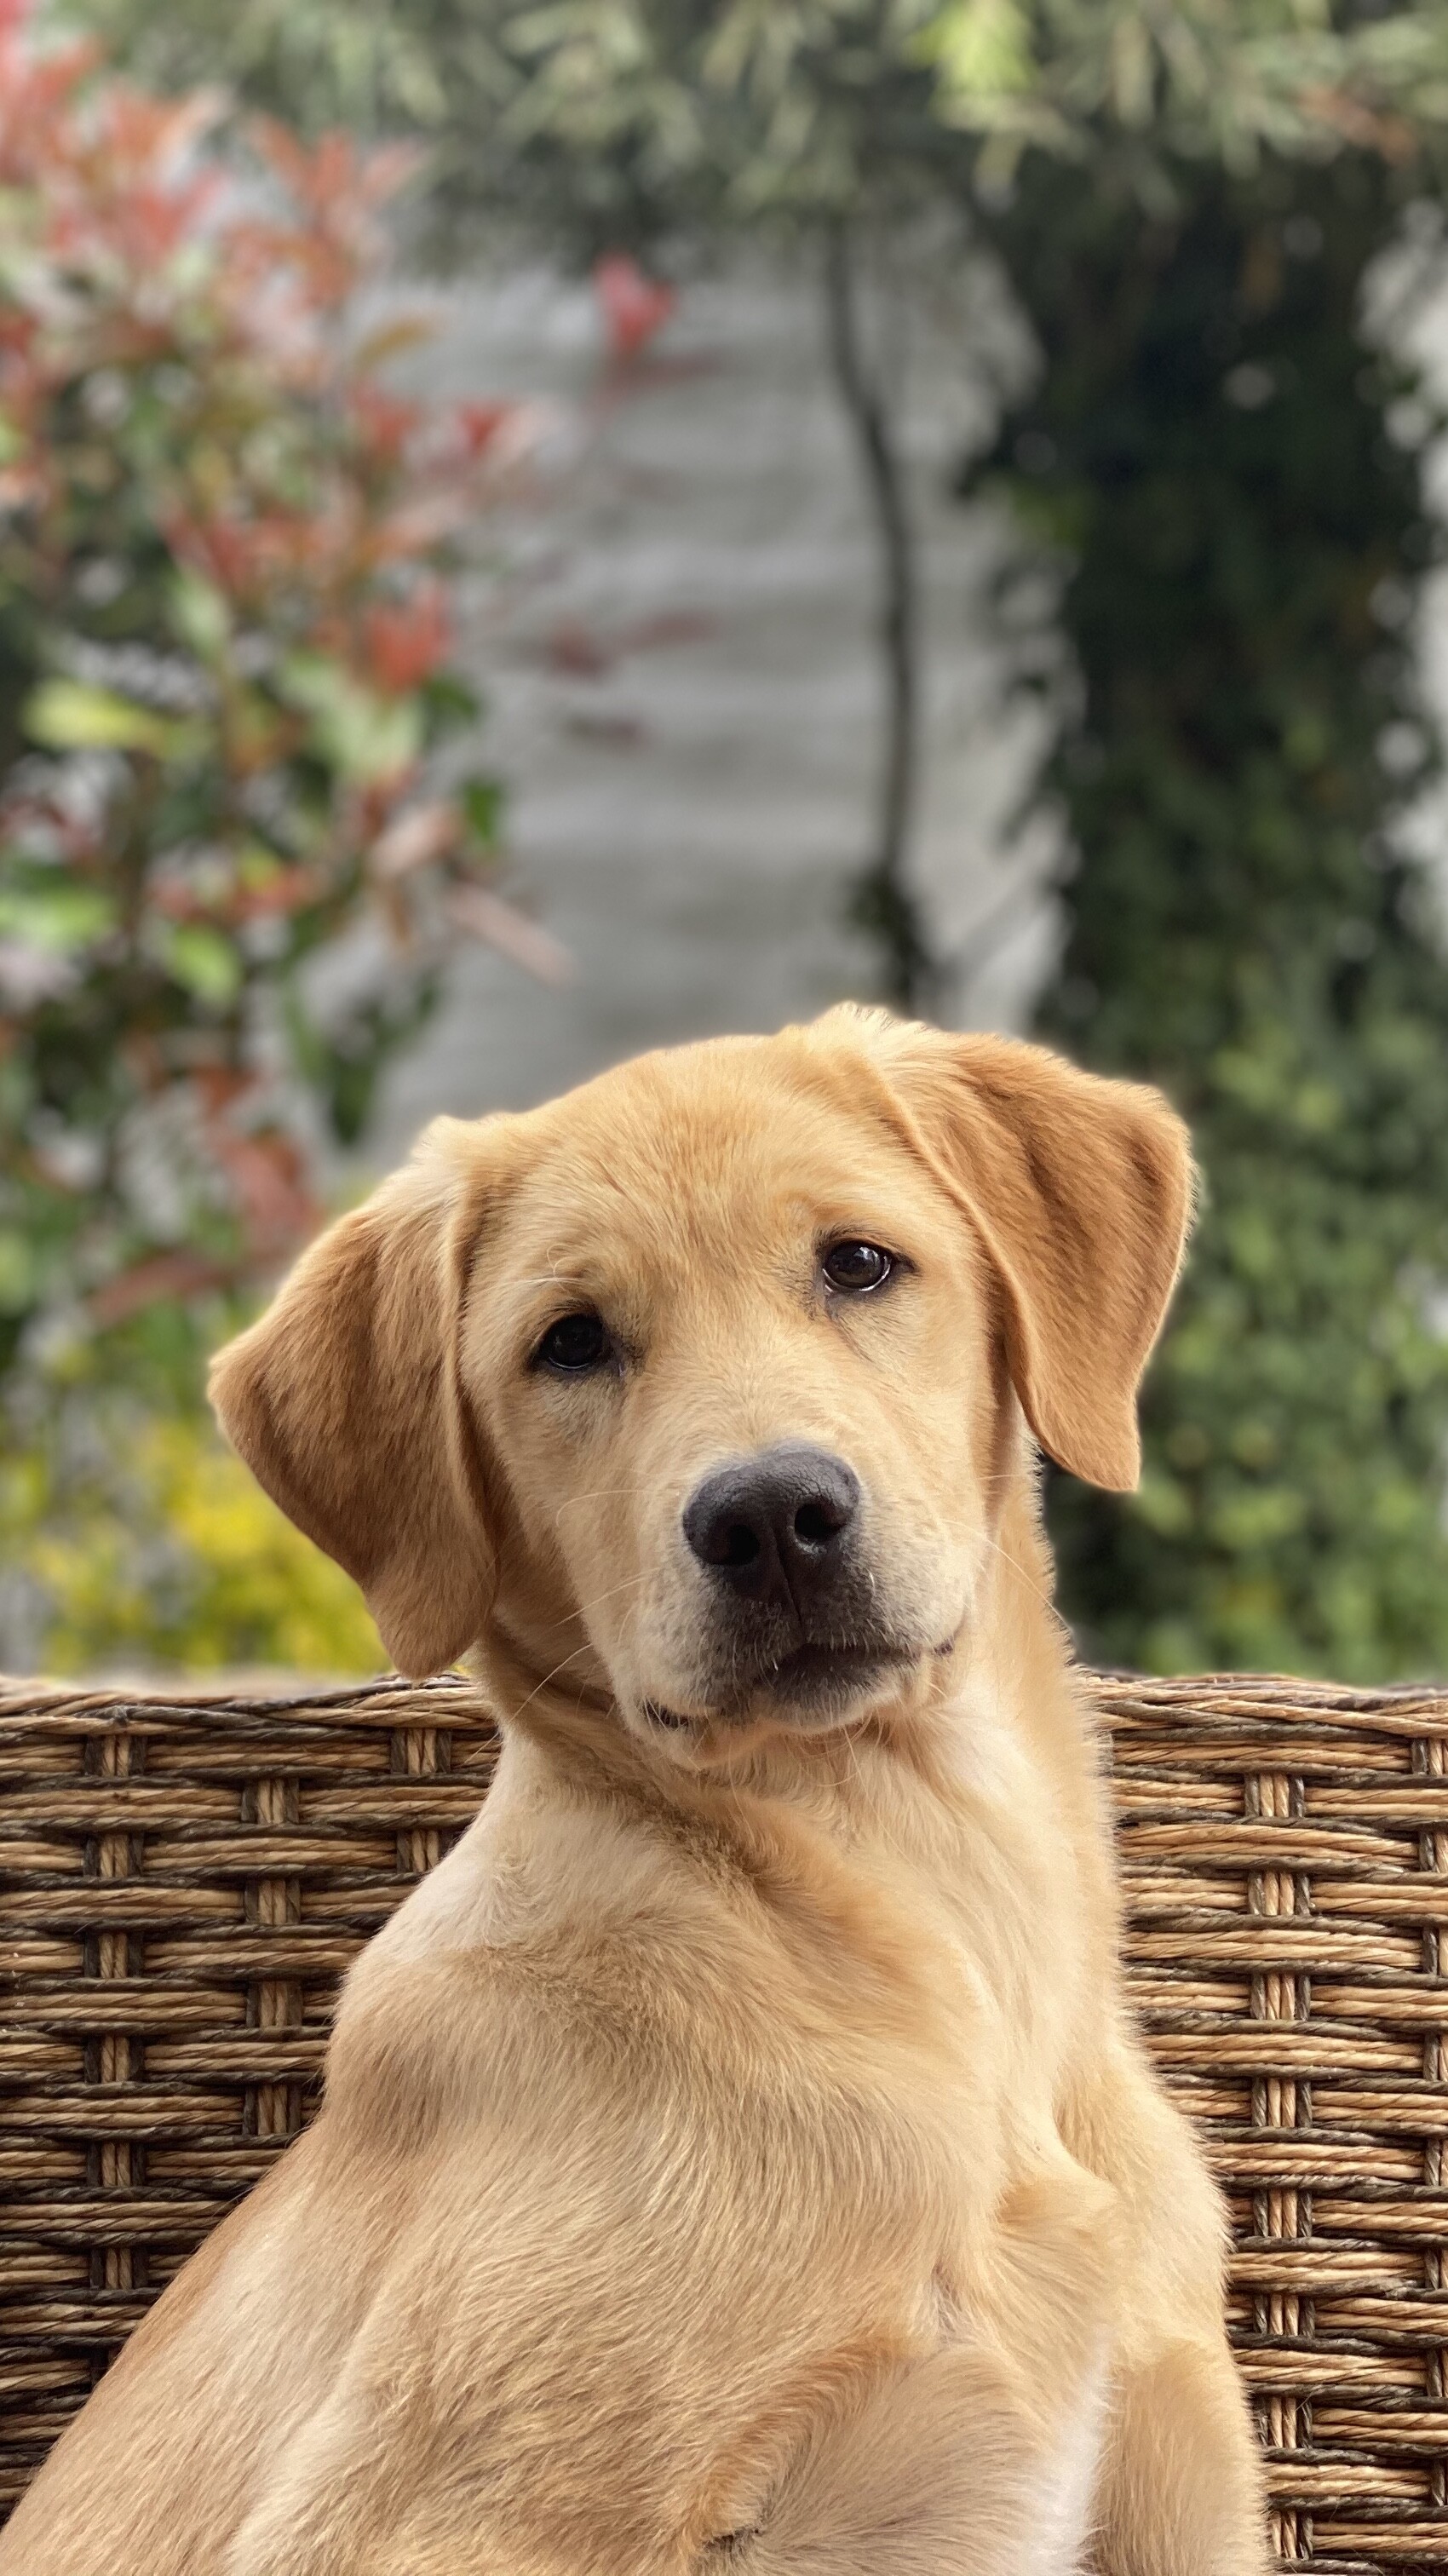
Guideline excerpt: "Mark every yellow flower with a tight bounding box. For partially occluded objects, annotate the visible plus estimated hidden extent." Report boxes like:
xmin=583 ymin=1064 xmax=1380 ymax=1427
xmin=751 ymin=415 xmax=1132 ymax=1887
xmin=20 ymin=1415 xmax=382 ymax=1676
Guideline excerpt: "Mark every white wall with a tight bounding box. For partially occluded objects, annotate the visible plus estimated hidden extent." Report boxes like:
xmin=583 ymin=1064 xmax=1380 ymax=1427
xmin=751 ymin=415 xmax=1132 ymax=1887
xmin=360 ymin=251 xmax=1057 ymax=1164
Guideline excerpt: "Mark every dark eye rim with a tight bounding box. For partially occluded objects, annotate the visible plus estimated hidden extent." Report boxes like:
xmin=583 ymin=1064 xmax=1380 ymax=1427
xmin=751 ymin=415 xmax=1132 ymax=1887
xmin=819 ymin=1237 xmax=905 ymax=1297
xmin=531 ymin=1309 xmax=613 ymax=1373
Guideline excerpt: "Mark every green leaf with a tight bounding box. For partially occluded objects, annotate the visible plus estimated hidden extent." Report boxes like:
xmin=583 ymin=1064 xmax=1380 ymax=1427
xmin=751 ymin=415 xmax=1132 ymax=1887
xmin=278 ymin=654 xmax=422 ymax=784
xmin=0 ymin=879 xmax=116 ymax=950
xmin=914 ymin=0 xmax=1034 ymax=98
xmin=168 ymin=567 xmax=231 ymax=660
xmin=421 ymin=670 xmax=482 ymax=737
xmin=23 ymin=680 xmax=198 ymax=762
xmin=0 ymin=1229 xmax=35 ymax=1316
xmin=161 ymin=923 xmax=243 ymax=1005
xmin=460 ymin=774 xmax=503 ymax=848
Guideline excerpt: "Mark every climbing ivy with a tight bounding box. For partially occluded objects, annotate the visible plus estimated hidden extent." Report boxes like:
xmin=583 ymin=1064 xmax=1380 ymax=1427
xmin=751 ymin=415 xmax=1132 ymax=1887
xmin=979 ymin=149 xmax=1448 ymax=1676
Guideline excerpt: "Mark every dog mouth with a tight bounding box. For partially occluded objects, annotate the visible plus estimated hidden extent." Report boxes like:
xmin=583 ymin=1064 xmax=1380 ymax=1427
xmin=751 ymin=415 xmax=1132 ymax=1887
xmin=643 ymin=1632 xmax=934 ymax=1737
xmin=756 ymin=1638 xmax=911 ymax=1700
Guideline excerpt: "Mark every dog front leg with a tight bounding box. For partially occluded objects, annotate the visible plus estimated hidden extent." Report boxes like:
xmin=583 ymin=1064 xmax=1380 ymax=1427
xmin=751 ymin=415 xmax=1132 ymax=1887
xmin=726 ymin=2347 xmax=1077 ymax=2576
xmin=1087 ymin=2339 xmax=1271 ymax=2576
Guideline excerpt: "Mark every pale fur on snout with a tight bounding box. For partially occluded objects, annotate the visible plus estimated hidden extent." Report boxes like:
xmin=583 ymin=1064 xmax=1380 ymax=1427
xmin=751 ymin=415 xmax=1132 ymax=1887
xmin=1 ymin=1008 xmax=1271 ymax=2576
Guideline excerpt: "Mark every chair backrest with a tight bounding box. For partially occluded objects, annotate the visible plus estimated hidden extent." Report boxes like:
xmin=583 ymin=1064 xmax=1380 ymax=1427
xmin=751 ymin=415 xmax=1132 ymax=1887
xmin=2 ymin=1670 xmax=1445 ymax=2567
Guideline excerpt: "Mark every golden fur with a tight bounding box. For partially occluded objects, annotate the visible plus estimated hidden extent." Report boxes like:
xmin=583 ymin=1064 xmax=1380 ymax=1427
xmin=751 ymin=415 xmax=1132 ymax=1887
xmin=2 ymin=1009 xmax=1269 ymax=2574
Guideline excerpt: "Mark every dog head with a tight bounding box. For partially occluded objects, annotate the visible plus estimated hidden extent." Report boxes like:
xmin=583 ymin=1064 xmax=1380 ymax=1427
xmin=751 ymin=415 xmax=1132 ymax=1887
xmin=210 ymin=1010 xmax=1191 ymax=1756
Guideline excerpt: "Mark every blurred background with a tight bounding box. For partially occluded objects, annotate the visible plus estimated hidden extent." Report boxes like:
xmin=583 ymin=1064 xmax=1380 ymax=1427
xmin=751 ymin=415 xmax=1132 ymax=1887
xmin=6 ymin=0 xmax=1448 ymax=1682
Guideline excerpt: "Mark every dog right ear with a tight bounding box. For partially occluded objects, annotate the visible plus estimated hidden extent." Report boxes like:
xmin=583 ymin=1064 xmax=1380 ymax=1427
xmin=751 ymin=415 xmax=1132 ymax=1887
xmin=209 ymin=1121 xmax=498 ymax=1677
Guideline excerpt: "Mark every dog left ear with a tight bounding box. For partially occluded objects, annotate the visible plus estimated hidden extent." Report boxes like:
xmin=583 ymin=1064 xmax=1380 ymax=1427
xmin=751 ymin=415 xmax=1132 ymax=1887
xmin=209 ymin=1121 xmax=498 ymax=1676
xmin=853 ymin=1021 xmax=1194 ymax=1492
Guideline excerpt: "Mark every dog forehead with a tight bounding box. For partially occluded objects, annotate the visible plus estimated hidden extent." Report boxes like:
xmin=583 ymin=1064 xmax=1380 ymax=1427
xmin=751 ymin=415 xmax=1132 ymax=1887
xmin=498 ymin=1033 xmax=905 ymax=1270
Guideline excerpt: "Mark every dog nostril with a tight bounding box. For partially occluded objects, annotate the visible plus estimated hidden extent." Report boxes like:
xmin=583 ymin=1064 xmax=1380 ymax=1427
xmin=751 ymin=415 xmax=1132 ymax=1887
xmin=794 ymin=1498 xmax=845 ymax=1547
xmin=720 ymin=1521 xmax=761 ymax=1569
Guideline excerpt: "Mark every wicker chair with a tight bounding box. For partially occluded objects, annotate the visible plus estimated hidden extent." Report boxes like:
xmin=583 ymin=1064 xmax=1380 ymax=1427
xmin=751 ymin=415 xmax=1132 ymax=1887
xmin=2 ymin=1671 xmax=1445 ymax=2567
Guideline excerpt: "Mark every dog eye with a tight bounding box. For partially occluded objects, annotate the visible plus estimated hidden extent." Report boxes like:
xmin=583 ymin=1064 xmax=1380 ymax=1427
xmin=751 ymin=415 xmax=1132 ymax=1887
xmin=534 ymin=1311 xmax=611 ymax=1372
xmin=822 ymin=1239 xmax=894 ymax=1295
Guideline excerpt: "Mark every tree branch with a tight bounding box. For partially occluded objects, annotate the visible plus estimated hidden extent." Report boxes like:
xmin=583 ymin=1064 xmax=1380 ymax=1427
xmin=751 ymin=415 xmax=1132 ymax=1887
xmin=824 ymin=221 xmax=934 ymax=1014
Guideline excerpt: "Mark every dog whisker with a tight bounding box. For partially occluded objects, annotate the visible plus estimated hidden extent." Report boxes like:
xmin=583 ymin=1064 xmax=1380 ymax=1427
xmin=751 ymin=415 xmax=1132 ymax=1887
xmin=504 ymin=1637 xmax=608 ymax=1729
xmin=536 ymin=1568 xmax=650 ymax=1630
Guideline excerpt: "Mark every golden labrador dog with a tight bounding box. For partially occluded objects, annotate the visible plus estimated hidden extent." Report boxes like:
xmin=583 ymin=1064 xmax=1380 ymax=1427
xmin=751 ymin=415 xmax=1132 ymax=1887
xmin=3 ymin=1009 xmax=1269 ymax=2575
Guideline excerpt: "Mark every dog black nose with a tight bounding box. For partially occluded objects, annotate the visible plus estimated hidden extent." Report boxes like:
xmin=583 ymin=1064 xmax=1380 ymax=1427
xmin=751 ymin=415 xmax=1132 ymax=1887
xmin=682 ymin=1444 xmax=860 ymax=1607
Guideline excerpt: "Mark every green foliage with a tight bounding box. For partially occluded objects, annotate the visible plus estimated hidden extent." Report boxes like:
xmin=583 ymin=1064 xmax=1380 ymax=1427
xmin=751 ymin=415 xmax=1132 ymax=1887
xmin=978 ymin=148 xmax=1448 ymax=1676
xmin=0 ymin=42 xmax=516 ymax=1389
xmin=63 ymin=0 xmax=1448 ymax=249
xmin=0 ymin=20 xmax=522 ymax=1668
xmin=919 ymin=1 xmax=1448 ymax=184
xmin=63 ymin=0 xmax=945 ymax=241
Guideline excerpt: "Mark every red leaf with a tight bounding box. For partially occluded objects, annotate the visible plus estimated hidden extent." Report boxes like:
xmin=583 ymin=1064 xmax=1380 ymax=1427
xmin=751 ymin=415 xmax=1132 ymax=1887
xmin=457 ymin=400 xmax=514 ymax=457
xmin=593 ymin=254 xmax=676 ymax=361
xmin=210 ymin=1126 xmax=319 ymax=1252
xmin=362 ymin=581 xmax=451 ymax=694
xmin=89 ymin=1249 xmax=238 ymax=1327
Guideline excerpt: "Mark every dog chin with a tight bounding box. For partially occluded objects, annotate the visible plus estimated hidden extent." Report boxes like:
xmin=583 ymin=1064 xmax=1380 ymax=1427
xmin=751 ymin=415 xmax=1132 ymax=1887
xmin=637 ymin=1639 xmax=927 ymax=1751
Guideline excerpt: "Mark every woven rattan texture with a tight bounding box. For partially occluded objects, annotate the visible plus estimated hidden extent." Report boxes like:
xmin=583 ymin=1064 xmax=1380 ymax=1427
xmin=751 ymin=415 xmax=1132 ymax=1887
xmin=2 ymin=1673 xmax=1445 ymax=2567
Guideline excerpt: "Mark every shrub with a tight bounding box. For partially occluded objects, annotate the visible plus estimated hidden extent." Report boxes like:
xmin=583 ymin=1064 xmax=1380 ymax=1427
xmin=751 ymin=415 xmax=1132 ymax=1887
xmin=0 ymin=10 xmax=536 ymax=1665
xmin=979 ymin=151 xmax=1448 ymax=1678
